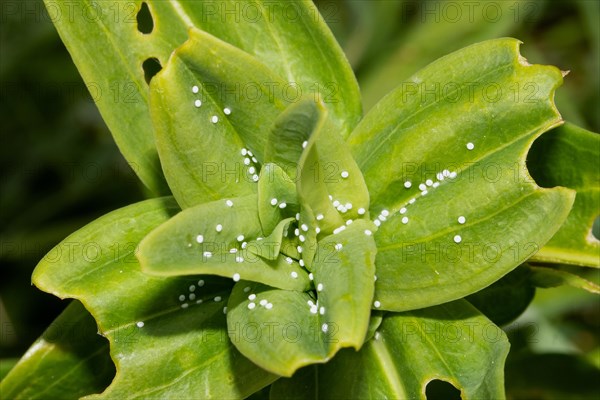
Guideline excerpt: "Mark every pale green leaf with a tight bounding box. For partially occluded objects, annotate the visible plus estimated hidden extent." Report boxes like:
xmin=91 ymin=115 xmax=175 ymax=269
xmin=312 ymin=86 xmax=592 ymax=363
xmin=150 ymin=28 xmax=276 ymax=207
xmin=293 ymin=98 xmax=371 ymax=227
xmin=347 ymin=38 xmax=575 ymax=311
xmin=264 ymin=102 xmax=314 ymax=170
xmin=138 ymin=195 xmax=310 ymax=291
xmin=248 ymin=218 xmax=295 ymax=261
xmin=257 ymin=164 xmax=298 ymax=234
xmin=271 ymin=300 xmax=509 ymax=400
xmin=227 ymin=283 xmax=331 ymax=377
xmin=0 ymin=301 xmax=114 ymax=400
xmin=311 ymin=219 xmax=377 ymax=347
xmin=528 ymin=122 xmax=600 ymax=267
xmin=226 ymin=220 xmax=376 ymax=377
xmin=32 ymin=198 xmax=276 ymax=398
xmin=296 ymin=99 xmax=345 ymax=236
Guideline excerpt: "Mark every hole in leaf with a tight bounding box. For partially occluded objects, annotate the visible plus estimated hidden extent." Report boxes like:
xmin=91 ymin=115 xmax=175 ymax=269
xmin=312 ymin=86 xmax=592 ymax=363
xmin=426 ymin=379 xmax=461 ymax=400
xmin=592 ymin=215 xmax=600 ymax=241
xmin=142 ymin=58 xmax=162 ymax=84
xmin=137 ymin=2 xmax=153 ymax=34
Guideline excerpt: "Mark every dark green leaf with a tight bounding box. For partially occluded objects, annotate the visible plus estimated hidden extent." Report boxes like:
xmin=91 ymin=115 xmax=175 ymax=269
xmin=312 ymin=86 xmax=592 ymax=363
xmin=529 ymin=265 xmax=600 ymax=293
xmin=0 ymin=301 xmax=114 ymax=399
xmin=506 ymin=353 xmax=600 ymax=400
xmin=528 ymin=122 xmax=600 ymax=267
xmin=467 ymin=266 xmax=536 ymax=326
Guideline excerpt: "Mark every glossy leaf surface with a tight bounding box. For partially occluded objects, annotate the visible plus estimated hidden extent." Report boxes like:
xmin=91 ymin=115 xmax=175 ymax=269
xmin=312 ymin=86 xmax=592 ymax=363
xmin=347 ymin=38 xmax=575 ymax=311
xmin=271 ymin=300 xmax=509 ymax=399
xmin=0 ymin=301 xmax=114 ymax=399
xmin=226 ymin=220 xmax=376 ymax=377
xmin=138 ymin=195 xmax=310 ymax=291
xmin=32 ymin=198 xmax=277 ymax=398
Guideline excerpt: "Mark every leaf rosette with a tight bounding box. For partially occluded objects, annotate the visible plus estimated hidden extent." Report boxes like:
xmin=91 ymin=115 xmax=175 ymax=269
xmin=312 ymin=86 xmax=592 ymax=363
xmin=7 ymin=1 xmax=589 ymax=398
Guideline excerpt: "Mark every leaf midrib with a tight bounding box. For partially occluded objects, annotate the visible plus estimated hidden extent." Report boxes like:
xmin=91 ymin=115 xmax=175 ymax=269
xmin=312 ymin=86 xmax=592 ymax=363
xmin=377 ymin=188 xmax=538 ymax=252
xmin=370 ymin=339 xmax=408 ymax=398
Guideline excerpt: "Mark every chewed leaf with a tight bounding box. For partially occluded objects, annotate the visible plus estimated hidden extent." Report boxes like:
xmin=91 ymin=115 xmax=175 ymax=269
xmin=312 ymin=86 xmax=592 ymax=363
xmin=527 ymin=123 xmax=600 ymax=267
xmin=32 ymin=198 xmax=276 ymax=397
xmin=346 ymin=38 xmax=575 ymax=311
xmin=40 ymin=1 xmax=193 ymax=194
xmin=271 ymin=300 xmax=509 ymax=399
xmin=258 ymin=163 xmax=299 ymax=234
xmin=44 ymin=0 xmax=363 ymax=194
xmin=151 ymin=28 xmax=288 ymax=208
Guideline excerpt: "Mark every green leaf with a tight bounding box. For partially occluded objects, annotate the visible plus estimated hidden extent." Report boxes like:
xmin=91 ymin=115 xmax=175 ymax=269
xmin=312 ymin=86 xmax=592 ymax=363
xmin=32 ymin=198 xmax=277 ymax=398
xmin=226 ymin=283 xmax=332 ymax=377
xmin=44 ymin=0 xmax=361 ymax=194
xmin=296 ymin=99 xmax=345 ymax=235
xmin=0 ymin=301 xmax=114 ymax=399
xmin=466 ymin=266 xmax=536 ymax=326
xmin=138 ymin=195 xmax=310 ymax=291
xmin=41 ymin=0 xmax=192 ymax=193
xmin=311 ymin=219 xmax=377 ymax=346
xmin=264 ymin=101 xmax=315 ymax=170
xmin=528 ymin=265 xmax=600 ymax=294
xmin=271 ymin=300 xmax=509 ymax=399
xmin=226 ymin=220 xmax=377 ymax=377
xmin=347 ymin=38 xmax=575 ymax=311
xmin=257 ymin=164 xmax=298 ymax=234
xmin=248 ymin=217 xmax=295 ymax=261
xmin=179 ymin=0 xmax=362 ymax=137
xmin=527 ymin=122 xmax=600 ymax=267
xmin=150 ymin=28 xmax=277 ymax=207
xmin=0 ymin=359 xmax=18 ymax=381
xmin=291 ymin=98 xmax=371 ymax=271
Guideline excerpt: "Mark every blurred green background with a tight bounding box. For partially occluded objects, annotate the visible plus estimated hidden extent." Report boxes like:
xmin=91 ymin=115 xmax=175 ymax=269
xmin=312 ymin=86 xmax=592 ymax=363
xmin=1 ymin=0 xmax=598 ymax=397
